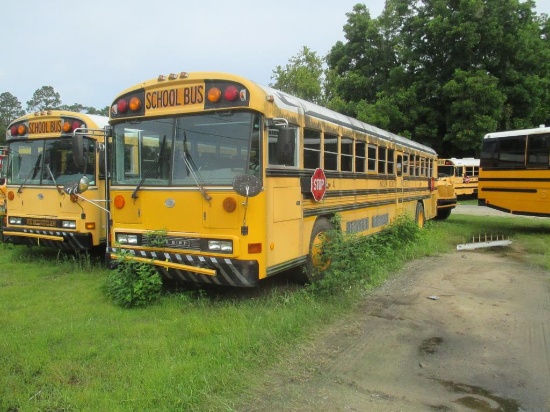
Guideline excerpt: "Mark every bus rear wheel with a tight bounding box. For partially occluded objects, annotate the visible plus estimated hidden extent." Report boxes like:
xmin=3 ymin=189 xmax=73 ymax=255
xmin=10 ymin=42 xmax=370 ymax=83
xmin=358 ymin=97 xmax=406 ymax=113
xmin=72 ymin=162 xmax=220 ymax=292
xmin=436 ymin=208 xmax=452 ymax=220
xmin=299 ymin=218 xmax=334 ymax=283
xmin=415 ymin=202 xmax=425 ymax=228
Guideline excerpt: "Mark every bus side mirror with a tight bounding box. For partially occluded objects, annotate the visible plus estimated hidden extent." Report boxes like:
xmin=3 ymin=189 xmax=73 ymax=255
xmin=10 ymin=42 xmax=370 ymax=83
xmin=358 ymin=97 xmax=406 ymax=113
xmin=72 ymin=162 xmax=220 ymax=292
xmin=233 ymin=174 xmax=262 ymax=198
xmin=276 ymin=128 xmax=295 ymax=165
xmin=233 ymin=174 xmax=262 ymax=236
xmin=72 ymin=134 xmax=85 ymax=169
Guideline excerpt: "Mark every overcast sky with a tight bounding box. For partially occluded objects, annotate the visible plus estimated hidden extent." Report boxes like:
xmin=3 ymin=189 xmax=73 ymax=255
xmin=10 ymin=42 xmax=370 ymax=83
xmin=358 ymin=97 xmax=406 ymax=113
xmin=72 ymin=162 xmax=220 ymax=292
xmin=2 ymin=0 xmax=550 ymax=110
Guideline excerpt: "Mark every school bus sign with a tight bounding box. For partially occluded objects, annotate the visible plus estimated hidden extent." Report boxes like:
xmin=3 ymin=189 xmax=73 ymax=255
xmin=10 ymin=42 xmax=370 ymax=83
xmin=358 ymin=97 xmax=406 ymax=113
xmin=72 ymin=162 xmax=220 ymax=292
xmin=311 ymin=168 xmax=327 ymax=201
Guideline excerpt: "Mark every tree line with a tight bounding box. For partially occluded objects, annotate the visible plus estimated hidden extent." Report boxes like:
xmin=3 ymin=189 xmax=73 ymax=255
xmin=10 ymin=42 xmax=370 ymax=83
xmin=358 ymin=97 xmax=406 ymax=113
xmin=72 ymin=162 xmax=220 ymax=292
xmin=0 ymin=86 xmax=108 ymax=145
xmin=271 ymin=0 xmax=550 ymax=157
xmin=2 ymin=0 xmax=549 ymax=157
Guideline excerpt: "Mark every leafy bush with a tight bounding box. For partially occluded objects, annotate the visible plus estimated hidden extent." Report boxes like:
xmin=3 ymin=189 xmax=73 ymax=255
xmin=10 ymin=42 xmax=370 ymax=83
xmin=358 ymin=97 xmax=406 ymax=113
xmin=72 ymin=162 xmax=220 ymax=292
xmin=311 ymin=214 xmax=423 ymax=295
xmin=105 ymin=253 xmax=163 ymax=308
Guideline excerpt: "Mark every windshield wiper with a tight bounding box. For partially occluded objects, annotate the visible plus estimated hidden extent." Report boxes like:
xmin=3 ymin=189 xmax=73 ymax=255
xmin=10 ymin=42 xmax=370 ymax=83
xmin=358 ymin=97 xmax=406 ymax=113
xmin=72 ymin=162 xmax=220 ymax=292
xmin=17 ymin=154 xmax=42 ymax=193
xmin=131 ymin=135 xmax=166 ymax=199
xmin=182 ymin=132 xmax=211 ymax=201
xmin=45 ymin=163 xmax=64 ymax=194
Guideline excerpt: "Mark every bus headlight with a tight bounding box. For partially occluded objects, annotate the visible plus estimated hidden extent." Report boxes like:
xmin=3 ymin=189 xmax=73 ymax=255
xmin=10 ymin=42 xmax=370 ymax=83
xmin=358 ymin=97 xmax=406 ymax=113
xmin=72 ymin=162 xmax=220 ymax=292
xmin=207 ymin=240 xmax=233 ymax=253
xmin=8 ymin=217 xmax=22 ymax=225
xmin=62 ymin=220 xmax=76 ymax=229
xmin=116 ymin=233 xmax=139 ymax=245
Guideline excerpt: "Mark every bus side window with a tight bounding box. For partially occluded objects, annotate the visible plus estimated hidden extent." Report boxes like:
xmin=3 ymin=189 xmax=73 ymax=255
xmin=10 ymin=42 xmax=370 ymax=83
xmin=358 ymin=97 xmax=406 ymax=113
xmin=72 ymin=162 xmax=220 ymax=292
xmin=304 ymin=129 xmax=321 ymax=169
xmin=527 ymin=134 xmax=550 ymax=167
xmin=275 ymin=127 xmax=297 ymax=166
xmin=324 ymin=133 xmax=338 ymax=171
xmin=355 ymin=140 xmax=366 ymax=173
xmin=378 ymin=147 xmax=387 ymax=174
xmin=367 ymin=144 xmax=377 ymax=172
xmin=341 ymin=137 xmax=353 ymax=172
xmin=388 ymin=149 xmax=395 ymax=175
xmin=396 ymin=154 xmax=403 ymax=176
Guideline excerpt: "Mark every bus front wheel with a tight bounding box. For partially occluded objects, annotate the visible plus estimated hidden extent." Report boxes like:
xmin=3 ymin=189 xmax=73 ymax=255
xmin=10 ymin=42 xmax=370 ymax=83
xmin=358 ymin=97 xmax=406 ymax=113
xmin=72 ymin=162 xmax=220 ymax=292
xmin=300 ymin=218 xmax=334 ymax=283
xmin=415 ymin=202 xmax=425 ymax=228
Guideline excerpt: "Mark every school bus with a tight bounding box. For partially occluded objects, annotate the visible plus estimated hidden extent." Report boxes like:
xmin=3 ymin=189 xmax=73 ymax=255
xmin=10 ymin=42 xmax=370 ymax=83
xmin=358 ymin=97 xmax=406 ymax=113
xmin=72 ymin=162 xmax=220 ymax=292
xmin=0 ymin=146 xmax=8 ymax=220
xmin=479 ymin=126 xmax=550 ymax=216
xmin=94 ymin=71 xmax=455 ymax=286
xmin=2 ymin=111 xmax=109 ymax=250
xmin=437 ymin=158 xmax=479 ymax=196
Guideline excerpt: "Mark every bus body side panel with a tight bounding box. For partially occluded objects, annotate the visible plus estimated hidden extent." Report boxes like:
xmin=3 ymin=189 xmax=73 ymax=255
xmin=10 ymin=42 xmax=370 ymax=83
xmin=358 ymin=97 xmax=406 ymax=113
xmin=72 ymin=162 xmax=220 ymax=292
xmin=479 ymin=169 xmax=550 ymax=216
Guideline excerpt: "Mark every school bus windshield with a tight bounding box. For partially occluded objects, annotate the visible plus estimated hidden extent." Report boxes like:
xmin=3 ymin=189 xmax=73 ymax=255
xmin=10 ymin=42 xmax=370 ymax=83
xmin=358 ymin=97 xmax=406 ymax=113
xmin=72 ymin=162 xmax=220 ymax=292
xmin=7 ymin=138 xmax=96 ymax=186
xmin=111 ymin=111 xmax=261 ymax=187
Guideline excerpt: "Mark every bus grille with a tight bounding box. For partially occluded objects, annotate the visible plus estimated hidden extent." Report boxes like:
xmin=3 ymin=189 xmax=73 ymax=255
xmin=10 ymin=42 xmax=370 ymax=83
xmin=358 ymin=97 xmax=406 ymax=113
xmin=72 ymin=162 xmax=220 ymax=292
xmin=141 ymin=236 xmax=201 ymax=251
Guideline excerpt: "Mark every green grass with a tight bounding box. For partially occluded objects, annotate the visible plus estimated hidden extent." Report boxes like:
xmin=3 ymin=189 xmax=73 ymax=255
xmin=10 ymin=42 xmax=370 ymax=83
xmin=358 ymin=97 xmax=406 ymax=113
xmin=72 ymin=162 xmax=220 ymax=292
xmin=1 ymin=212 xmax=550 ymax=411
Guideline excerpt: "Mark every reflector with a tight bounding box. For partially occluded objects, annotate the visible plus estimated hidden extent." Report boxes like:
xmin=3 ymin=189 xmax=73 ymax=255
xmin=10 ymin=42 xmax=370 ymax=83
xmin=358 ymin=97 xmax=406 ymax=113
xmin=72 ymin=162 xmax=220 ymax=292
xmin=223 ymin=197 xmax=237 ymax=213
xmin=114 ymin=195 xmax=125 ymax=209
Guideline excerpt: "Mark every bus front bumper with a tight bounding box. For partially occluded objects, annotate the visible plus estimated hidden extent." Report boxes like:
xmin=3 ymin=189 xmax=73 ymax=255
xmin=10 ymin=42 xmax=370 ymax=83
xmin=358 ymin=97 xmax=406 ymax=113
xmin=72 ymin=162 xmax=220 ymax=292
xmin=437 ymin=198 xmax=457 ymax=209
xmin=108 ymin=247 xmax=260 ymax=287
xmin=2 ymin=228 xmax=94 ymax=250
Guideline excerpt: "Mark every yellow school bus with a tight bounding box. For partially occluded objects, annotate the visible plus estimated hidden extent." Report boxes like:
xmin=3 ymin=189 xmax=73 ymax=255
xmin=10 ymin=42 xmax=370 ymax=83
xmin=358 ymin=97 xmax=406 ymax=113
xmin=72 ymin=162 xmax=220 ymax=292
xmin=100 ymin=71 xmax=455 ymax=286
xmin=479 ymin=126 xmax=550 ymax=216
xmin=2 ymin=111 xmax=109 ymax=250
xmin=437 ymin=158 xmax=479 ymax=196
xmin=0 ymin=146 xmax=8 ymax=220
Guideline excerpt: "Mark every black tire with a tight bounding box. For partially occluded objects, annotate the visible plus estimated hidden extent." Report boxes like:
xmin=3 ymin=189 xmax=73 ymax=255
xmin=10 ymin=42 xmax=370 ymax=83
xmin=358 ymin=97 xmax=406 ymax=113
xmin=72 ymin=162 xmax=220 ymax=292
xmin=415 ymin=202 xmax=425 ymax=228
xmin=435 ymin=208 xmax=452 ymax=220
xmin=296 ymin=217 xmax=334 ymax=283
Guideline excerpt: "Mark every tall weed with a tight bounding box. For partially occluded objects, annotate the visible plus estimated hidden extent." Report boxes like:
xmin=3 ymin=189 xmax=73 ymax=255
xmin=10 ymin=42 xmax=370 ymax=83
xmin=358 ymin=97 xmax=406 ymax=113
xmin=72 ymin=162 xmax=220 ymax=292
xmin=104 ymin=252 xmax=163 ymax=307
xmin=311 ymin=214 xmax=427 ymax=295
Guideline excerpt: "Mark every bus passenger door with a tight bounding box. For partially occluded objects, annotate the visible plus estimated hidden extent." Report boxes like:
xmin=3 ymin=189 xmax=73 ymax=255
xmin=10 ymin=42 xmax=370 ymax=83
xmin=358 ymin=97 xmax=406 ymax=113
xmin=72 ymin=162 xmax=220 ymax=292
xmin=266 ymin=181 xmax=303 ymax=268
xmin=396 ymin=153 xmax=405 ymax=213
xmin=265 ymin=126 xmax=303 ymax=271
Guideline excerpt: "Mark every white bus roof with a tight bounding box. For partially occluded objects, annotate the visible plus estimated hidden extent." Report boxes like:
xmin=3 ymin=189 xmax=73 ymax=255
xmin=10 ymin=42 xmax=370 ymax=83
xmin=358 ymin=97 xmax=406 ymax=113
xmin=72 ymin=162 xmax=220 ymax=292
xmin=484 ymin=126 xmax=550 ymax=139
xmin=442 ymin=158 xmax=480 ymax=167
xmin=257 ymin=84 xmax=437 ymax=155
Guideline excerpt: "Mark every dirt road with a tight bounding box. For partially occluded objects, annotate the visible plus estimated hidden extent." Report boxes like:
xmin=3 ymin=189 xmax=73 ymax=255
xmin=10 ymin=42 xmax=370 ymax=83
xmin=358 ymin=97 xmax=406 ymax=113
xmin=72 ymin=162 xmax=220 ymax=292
xmin=240 ymin=209 xmax=550 ymax=411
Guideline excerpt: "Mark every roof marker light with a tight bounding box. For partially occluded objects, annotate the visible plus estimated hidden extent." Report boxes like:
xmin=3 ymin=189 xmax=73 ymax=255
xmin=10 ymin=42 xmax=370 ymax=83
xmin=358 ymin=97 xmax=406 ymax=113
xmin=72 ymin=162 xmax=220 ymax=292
xmin=224 ymin=86 xmax=239 ymax=102
xmin=168 ymin=73 xmax=178 ymax=80
xmin=129 ymin=96 xmax=142 ymax=112
xmin=117 ymin=99 xmax=129 ymax=114
xmin=207 ymin=87 xmax=222 ymax=103
xmin=158 ymin=74 xmax=167 ymax=81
